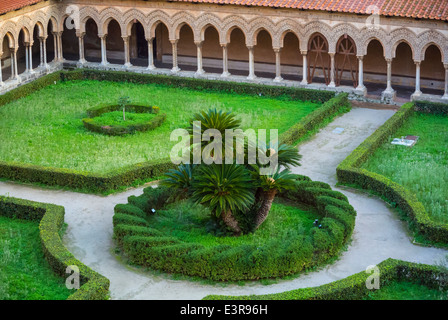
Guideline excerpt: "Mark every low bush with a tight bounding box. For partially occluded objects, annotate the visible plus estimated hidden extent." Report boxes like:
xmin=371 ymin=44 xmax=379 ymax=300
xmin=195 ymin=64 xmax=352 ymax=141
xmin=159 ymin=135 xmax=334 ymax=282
xmin=203 ymin=258 xmax=448 ymax=300
xmin=414 ymin=100 xmax=448 ymax=115
xmin=0 ymin=196 xmax=110 ymax=300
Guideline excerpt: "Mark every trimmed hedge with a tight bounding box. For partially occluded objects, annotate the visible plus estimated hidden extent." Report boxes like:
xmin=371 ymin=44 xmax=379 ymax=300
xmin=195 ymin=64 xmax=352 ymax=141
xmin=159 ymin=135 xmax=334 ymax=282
xmin=414 ymin=100 xmax=448 ymax=115
xmin=0 ymin=69 xmax=350 ymax=194
xmin=203 ymin=258 xmax=448 ymax=300
xmin=113 ymin=179 xmax=356 ymax=281
xmin=82 ymin=104 xmax=166 ymax=136
xmin=0 ymin=196 xmax=110 ymax=300
xmin=336 ymin=102 xmax=448 ymax=243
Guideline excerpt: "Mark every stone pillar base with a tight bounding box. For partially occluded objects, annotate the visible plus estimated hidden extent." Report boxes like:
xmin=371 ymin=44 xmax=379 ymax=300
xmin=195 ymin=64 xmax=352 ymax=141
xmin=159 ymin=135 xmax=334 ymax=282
xmin=381 ymin=89 xmax=396 ymax=104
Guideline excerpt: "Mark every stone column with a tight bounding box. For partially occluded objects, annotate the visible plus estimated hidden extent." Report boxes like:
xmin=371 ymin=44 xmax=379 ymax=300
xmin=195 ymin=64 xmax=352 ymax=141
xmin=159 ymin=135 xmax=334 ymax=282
xmin=77 ymin=33 xmax=86 ymax=64
xmin=301 ymin=51 xmax=308 ymax=85
xmin=328 ymin=52 xmax=336 ymax=87
xmin=10 ymin=48 xmax=19 ymax=80
xmin=123 ymin=36 xmax=132 ymax=68
xmin=221 ymin=44 xmax=230 ymax=77
xmin=100 ymin=35 xmax=108 ymax=66
xmin=412 ymin=61 xmax=422 ymax=98
xmin=195 ymin=41 xmax=205 ymax=75
xmin=247 ymin=46 xmax=256 ymax=80
xmin=381 ymin=58 xmax=396 ymax=103
xmin=28 ymin=43 xmax=34 ymax=73
xmin=42 ymin=37 xmax=48 ymax=69
xmin=443 ymin=64 xmax=448 ymax=100
xmin=57 ymin=32 xmax=64 ymax=61
xmin=170 ymin=40 xmax=180 ymax=73
xmin=52 ymin=32 xmax=59 ymax=62
xmin=147 ymin=37 xmax=155 ymax=70
xmin=25 ymin=43 xmax=30 ymax=73
xmin=356 ymin=55 xmax=366 ymax=93
xmin=273 ymin=48 xmax=283 ymax=82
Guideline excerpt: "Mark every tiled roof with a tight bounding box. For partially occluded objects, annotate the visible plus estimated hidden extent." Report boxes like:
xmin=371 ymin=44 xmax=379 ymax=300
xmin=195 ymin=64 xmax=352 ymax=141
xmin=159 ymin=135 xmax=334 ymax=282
xmin=0 ymin=0 xmax=44 ymax=15
xmin=0 ymin=0 xmax=447 ymax=21
xmin=175 ymin=0 xmax=448 ymax=21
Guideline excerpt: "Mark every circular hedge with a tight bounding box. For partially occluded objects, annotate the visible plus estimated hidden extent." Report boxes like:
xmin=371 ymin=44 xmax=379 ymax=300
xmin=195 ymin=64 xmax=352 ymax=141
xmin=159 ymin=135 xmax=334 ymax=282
xmin=82 ymin=104 xmax=166 ymax=136
xmin=112 ymin=176 xmax=356 ymax=281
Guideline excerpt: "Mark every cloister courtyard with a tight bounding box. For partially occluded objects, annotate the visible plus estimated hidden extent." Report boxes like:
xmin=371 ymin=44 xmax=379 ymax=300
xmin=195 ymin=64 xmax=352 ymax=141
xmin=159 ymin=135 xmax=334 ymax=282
xmin=0 ymin=0 xmax=447 ymax=310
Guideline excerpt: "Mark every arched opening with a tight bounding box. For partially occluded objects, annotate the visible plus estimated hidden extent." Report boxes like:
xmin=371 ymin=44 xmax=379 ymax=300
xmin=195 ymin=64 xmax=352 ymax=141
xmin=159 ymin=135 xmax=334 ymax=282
xmin=253 ymin=29 xmax=275 ymax=79
xmin=281 ymin=32 xmax=301 ymax=81
xmin=421 ymin=45 xmax=445 ymax=96
xmin=176 ymin=23 xmax=196 ymax=72
xmin=46 ymin=20 xmax=56 ymax=63
xmin=62 ymin=17 xmax=79 ymax=61
xmin=202 ymin=25 xmax=222 ymax=74
xmin=129 ymin=20 xmax=148 ymax=67
xmin=17 ymin=29 xmax=28 ymax=75
xmin=1 ymin=34 xmax=13 ymax=81
xmin=307 ymin=33 xmax=330 ymax=85
xmin=392 ymin=41 xmax=415 ymax=100
xmin=105 ymin=19 xmax=124 ymax=65
xmin=363 ymin=39 xmax=387 ymax=96
xmin=154 ymin=22 xmax=170 ymax=68
xmin=84 ymin=18 xmax=101 ymax=63
xmin=335 ymin=34 xmax=358 ymax=88
xmin=227 ymin=27 xmax=248 ymax=76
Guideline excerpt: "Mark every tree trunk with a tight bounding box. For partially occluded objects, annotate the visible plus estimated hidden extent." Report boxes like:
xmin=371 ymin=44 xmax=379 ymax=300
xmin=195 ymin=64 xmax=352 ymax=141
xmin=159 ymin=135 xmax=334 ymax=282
xmin=254 ymin=189 xmax=277 ymax=229
xmin=221 ymin=209 xmax=242 ymax=236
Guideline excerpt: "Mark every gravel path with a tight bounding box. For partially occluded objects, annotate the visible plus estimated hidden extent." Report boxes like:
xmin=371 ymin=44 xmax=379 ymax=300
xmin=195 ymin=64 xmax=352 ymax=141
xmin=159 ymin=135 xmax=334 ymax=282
xmin=1 ymin=106 xmax=446 ymax=300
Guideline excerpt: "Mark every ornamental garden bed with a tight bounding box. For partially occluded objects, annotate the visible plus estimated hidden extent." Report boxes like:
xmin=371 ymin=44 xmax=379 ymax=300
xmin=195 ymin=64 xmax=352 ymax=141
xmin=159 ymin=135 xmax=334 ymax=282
xmin=0 ymin=70 xmax=350 ymax=193
xmin=82 ymin=104 xmax=166 ymax=136
xmin=337 ymin=101 xmax=448 ymax=245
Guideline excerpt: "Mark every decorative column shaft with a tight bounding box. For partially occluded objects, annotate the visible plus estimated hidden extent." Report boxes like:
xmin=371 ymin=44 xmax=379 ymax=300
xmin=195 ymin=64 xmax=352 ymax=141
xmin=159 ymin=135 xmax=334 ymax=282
xmin=356 ymin=55 xmax=366 ymax=92
xmin=52 ymin=32 xmax=59 ymax=62
xmin=77 ymin=33 xmax=86 ymax=64
xmin=100 ymin=35 xmax=108 ymax=66
xmin=0 ymin=51 xmax=3 ymax=85
xmin=171 ymin=40 xmax=180 ymax=73
xmin=221 ymin=44 xmax=230 ymax=77
xmin=195 ymin=41 xmax=204 ymax=75
xmin=413 ymin=61 xmax=422 ymax=97
xmin=25 ymin=44 xmax=30 ymax=72
xmin=247 ymin=46 xmax=256 ymax=80
xmin=328 ymin=53 xmax=336 ymax=87
xmin=123 ymin=36 xmax=132 ymax=68
xmin=147 ymin=37 xmax=155 ymax=70
xmin=273 ymin=48 xmax=282 ymax=82
xmin=386 ymin=58 xmax=393 ymax=92
xmin=301 ymin=51 xmax=308 ymax=85
xmin=10 ymin=48 xmax=19 ymax=80
xmin=57 ymin=32 xmax=64 ymax=61
xmin=28 ymin=43 xmax=34 ymax=72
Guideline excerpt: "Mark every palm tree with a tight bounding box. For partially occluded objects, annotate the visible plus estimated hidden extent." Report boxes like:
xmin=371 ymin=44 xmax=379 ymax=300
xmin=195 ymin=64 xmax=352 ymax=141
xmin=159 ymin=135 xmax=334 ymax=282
xmin=160 ymin=164 xmax=196 ymax=201
xmin=251 ymin=167 xmax=299 ymax=229
xmin=190 ymin=164 xmax=255 ymax=235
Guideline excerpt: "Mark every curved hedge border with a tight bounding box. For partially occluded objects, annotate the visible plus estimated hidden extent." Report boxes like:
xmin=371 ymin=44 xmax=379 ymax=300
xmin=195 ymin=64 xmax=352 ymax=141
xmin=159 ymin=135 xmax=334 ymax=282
xmin=203 ymin=258 xmax=448 ymax=300
xmin=113 ymin=176 xmax=356 ymax=281
xmin=0 ymin=195 xmax=110 ymax=300
xmin=336 ymin=102 xmax=448 ymax=243
xmin=0 ymin=70 xmax=350 ymax=194
xmin=82 ymin=104 xmax=166 ymax=136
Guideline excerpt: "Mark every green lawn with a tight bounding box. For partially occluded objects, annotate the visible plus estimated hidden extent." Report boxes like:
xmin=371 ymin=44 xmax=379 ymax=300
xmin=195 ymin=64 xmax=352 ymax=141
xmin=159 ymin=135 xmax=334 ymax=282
xmin=364 ymin=281 xmax=448 ymax=300
xmin=147 ymin=198 xmax=317 ymax=248
xmin=362 ymin=112 xmax=448 ymax=224
xmin=0 ymin=216 xmax=73 ymax=300
xmin=0 ymin=80 xmax=320 ymax=174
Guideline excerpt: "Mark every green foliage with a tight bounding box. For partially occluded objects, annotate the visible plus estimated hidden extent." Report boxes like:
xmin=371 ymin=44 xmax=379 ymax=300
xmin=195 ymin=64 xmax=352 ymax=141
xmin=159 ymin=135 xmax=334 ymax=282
xmin=203 ymin=258 xmax=448 ymax=300
xmin=190 ymin=164 xmax=255 ymax=218
xmin=414 ymin=100 xmax=448 ymax=115
xmin=0 ymin=196 xmax=109 ymax=300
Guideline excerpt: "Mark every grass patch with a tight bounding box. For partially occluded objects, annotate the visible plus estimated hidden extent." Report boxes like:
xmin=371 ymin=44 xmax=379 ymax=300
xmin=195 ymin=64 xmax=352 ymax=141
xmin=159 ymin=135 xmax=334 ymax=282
xmin=0 ymin=80 xmax=320 ymax=174
xmin=364 ymin=281 xmax=448 ymax=300
xmin=0 ymin=216 xmax=73 ymax=300
xmin=361 ymin=112 xmax=448 ymax=224
xmin=146 ymin=198 xmax=317 ymax=248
